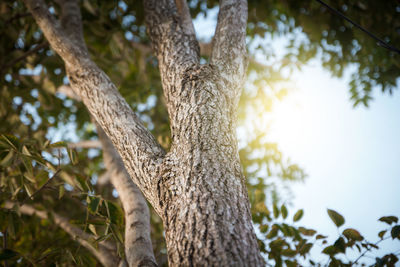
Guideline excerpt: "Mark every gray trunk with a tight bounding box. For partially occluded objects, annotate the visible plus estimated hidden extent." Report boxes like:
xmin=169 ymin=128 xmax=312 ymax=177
xmin=158 ymin=67 xmax=263 ymax=266
xmin=23 ymin=0 xmax=265 ymax=265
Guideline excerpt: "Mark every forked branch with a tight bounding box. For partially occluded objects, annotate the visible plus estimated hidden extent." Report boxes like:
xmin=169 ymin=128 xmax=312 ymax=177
xmin=23 ymin=0 xmax=165 ymax=205
xmin=211 ymin=0 xmax=248 ymax=81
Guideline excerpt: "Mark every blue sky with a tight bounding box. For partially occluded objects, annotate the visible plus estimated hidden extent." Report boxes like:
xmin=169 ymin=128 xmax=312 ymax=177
xmin=276 ymin=62 xmax=400 ymax=259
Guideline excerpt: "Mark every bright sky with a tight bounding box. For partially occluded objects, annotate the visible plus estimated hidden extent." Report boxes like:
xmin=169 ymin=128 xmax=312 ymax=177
xmin=193 ymin=6 xmax=400 ymax=261
xmin=272 ymin=62 xmax=400 ymax=259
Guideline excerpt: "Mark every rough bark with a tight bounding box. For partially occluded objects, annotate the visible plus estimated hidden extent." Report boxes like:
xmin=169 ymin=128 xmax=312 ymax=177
xmin=25 ymin=0 xmax=264 ymax=265
xmin=23 ymin=0 xmax=165 ymax=212
xmin=4 ymin=202 xmax=120 ymax=267
xmin=144 ymin=0 xmax=264 ymax=265
xmin=58 ymin=85 xmax=157 ymax=267
xmin=97 ymin=126 xmax=157 ymax=267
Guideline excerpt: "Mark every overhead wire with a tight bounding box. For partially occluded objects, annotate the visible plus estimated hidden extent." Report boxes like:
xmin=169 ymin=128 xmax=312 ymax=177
xmin=315 ymin=0 xmax=400 ymax=55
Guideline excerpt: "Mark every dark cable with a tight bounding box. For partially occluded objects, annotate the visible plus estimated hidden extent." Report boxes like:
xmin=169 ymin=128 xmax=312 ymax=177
xmin=315 ymin=0 xmax=400 ymax=55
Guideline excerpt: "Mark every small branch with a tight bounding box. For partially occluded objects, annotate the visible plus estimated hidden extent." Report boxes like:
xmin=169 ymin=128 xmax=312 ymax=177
xmin=58 ymin=85 xmax=157 ymax=265
xmin=211 ymin=0 xmax=248 ymax=80
xmin=54 ymin=0 xmax=87 ymax=51
xmin=3 ymin=230 xmax=9 ymax=267
xmin=143 ymin=0 xmax=200 ymax=76
xmin=23 ymin=0 xmax=89 ymax=67
xmin=57 ymin=85 xmax=81 ymax=101
xmin=353 ymin=237 xmax=389 ymax=265
xmin=0 ymin=42 xmax=48 ymax=73
xmin=4 ymin=12 xmax=31 ymax=24
xmin=174 ymin=0 xmax=196 ymax=36
xmin=4 ymin=202 xmax=121 ymax=267
xmin=19 ymin=169 xmax=61 ymax=206
xmin=97 ymin=125 xmax=158 ymax=267
xmin=199 ymin=42 xmax=212 ymax=57
xmin=68 ymin=140 xmax=102 ymax=149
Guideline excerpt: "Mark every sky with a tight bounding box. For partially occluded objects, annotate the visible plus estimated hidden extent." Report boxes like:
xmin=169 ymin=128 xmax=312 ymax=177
xmin=272 ymin=62 xmax=400 ymax=259
xmin=193 ymin=6 xmax=400 ymax=262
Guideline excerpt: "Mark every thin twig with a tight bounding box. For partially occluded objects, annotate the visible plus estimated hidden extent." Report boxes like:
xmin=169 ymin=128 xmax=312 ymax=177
xmin=315 ymin=0 xmax=400 ymax=55
xmin=0 ymin=42 xmax=48 ymax=73
xmin=3 ymin=230 xmax=9 ymax=267
xmin=4 ymin=12 xmax=31 ymax=24
xmin=19 ymin=169 xmax=61 ymax=206
xmin=353 ymin=237 xmax=389 ymax=265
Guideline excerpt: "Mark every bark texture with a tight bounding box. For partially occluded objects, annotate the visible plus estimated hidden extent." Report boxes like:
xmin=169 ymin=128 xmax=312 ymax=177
xmin=144 ymin=0 xmax=264 ymax=265
xmin=58 ymin=85 xmax=157 ymax=267
xmin=97 ymin=126 xmax=157 ymax=267
xmin=24 ymin=0 xmax=264 ymax=265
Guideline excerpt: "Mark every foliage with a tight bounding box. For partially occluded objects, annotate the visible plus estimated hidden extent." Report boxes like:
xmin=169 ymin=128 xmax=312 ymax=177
xmin=0 ymin=0 xmax=399 ymax=266
xmin=253 ymin=205 xmax=400 ymax=266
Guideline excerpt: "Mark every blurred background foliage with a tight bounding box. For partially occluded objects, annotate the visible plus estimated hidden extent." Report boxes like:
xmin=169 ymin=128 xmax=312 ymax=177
xmin=0 ymin=0 xmax=399 ymax=266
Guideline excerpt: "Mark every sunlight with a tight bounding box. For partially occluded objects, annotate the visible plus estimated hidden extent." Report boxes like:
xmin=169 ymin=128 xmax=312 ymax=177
xmin=264 ymin=87 xmax=323 ymax=161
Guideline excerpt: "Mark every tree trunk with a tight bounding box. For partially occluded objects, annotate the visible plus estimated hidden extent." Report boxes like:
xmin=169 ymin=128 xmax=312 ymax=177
xmin=158 ymin=67 xmax=263 ymax=266
xmin=23 ymin=0 xmax=265 ymax=265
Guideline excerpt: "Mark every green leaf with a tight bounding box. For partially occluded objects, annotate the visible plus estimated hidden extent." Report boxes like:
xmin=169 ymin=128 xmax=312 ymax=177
xmin=110 ymin=224 xmax=123 ymax=244
xmin=281 ymin=204 xmax=288 ymax=219
xmin=379 ymin=216 xmax=398 ymax=225
xmin=327 ymin=209 xmax=345 ymax=227
xmin=0 ymin=150 xmax=14 ymax=166
xmin=88 ymin=196 xmax=101 ymax=214
xmin=88 ymin=224 xmax=97 ymax=236
xmin=1 ymin=134 xmax=20 ymax=150
xmin=333 ymin=237 xmax=346 ymax=253
xmin=273 ymin=203 xmax=280 ymax=218
xmin=75 ymin=174 xmax=89 ymax=192
xmin=378 ymin=230 xmax=386 ymax=239
xmin=299 ymin=243 xmax=313 ymax=255
xmin=284 ymin=260 xmax=297 ymax=267
xmin=293 ymin=209 xmax=303 ymax=222
xmin=316 ymin=234 xmax=327 ymax=239
xmin=49 ymin=141 xmax=67 ymax=148
xmin=21 ymin=154 xmax=33 ymax=175
xmin=322 ymin=245 xmax=337 ymax=255
xmin=59 ymin=185 xmax=65 ymax=199
xmin=22 ymin=145 xmax=31 ymax=156
xmin=24 ymin=183 xmax=35 ymax=197
xmin=266 ymin=224 xmax=279 ymax=239
xmin=104 ymin=200 xmax=123 ymax=224
xmin=0 ymin=249 xmax=19 ymax=260
xmin=391 ymin=225 xmax=400 ymax=239
xmin=95 ymin=233 xmax=112 ymax=243
xmin=298 ymin=227 xmax=316 ymax=236
xmin=282 ymin=249 xmax=297 ymax=257
xmin=343 ymin=228 xmax=363 ymax=241
xmin=67 ymin=147 xmax=78 ymax=165
xmin=23 ymin=173 xmax=36 ymax=183
xmin=259 ymin=224 xmax=269 ymax=233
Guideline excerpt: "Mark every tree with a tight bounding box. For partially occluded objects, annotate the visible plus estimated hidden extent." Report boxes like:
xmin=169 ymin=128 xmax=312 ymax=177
xmin=4 ymin=0 xmax=264 ymax=265
xmin=0 ymin=0 xmax=399 ymax=266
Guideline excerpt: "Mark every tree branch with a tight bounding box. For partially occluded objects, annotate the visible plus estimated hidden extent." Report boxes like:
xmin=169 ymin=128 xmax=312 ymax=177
xmin=24 ymin=0 xmax=166 ymax=206
xmin=0 ymin=42 xmax=48 ymax=73
xmin=174 ymin=0 xmax=196 ymax=36
xmin=143 ymin=0 xmax=199 ymax=90
xmin=97 ymin=126 xmax=158 ymax=267
xmin=57 ymin=84 xmax=158 ymax=266
xmin=54 ymin=0 xmax=86 ymax=49
xmin=23 ymin=0 xmax=89 ymax=67
xmin=4 ymin=202 xmax=121 ymax=267
xmin=68 ymin=140 xmax=101 ymax=149
xmin=211 ymin=0 xmax=248 ymax=81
